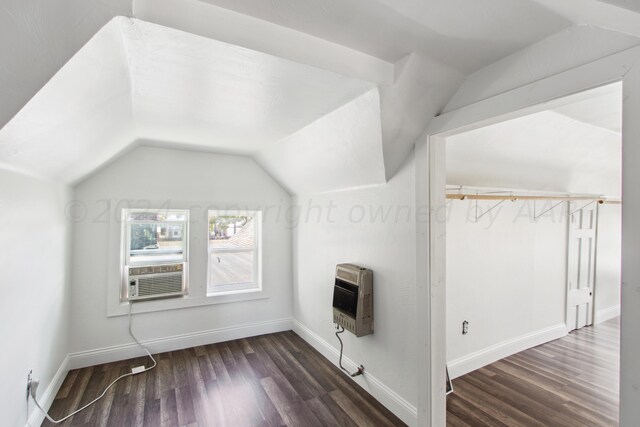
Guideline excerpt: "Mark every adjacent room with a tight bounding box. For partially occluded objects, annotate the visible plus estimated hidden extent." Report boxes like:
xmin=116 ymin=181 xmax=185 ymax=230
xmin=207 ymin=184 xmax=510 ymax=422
xmin=444 ymin=83 xmax=622 ymax=425
xmin=1 ymin=1 xmax=640 ymax=426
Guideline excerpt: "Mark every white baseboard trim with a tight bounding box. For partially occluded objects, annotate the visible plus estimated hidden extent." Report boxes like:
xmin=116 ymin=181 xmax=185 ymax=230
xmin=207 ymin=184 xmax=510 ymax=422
xmin=448 ymin=323 xmax=567 ymax=380
xmin=292 ymin=320 xmax=417 ymax=427
xmin=27 ymin=355 xmax=70 ymax=427
xmin=595 ymin=305 xmax=621 ymax=324
xmin=68 ymin=317 xmax=293 ymax=370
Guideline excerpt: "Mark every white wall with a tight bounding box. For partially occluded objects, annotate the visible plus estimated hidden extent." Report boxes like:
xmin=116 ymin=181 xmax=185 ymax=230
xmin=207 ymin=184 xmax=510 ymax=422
xmin=70 ymin=146 xmax=292 ymax=357
xmin=0 ymin=169 xmax=72 ymax=426
xmin=445 ymin=198 xmax=622 ymax=376
xmin=292 ymin=154 xmax=417 ymax=422
xmin=595 ymin=204 xmax=622 ymax=320
xmin=445 ymin=200 xmax=568 ymax=376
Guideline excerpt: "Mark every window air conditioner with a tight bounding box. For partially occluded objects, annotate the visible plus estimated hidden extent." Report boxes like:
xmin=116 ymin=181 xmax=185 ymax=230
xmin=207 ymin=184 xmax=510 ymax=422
xmin=126 ymin=263 xmax=186 ymax=301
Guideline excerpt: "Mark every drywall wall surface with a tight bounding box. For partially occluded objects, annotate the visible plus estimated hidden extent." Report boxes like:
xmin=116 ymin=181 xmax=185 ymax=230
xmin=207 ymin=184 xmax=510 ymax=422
xmin=0 ymin=169 xmax=72 ymax=426
xmin=70 ymin=146 xmax=292 ymax=354
xmin=445 ymin=25 xmax=640 ymax=113
xmin=446 ymin=200 xmax=567 ymax=366
xmin=595 ymin=204 xmax=622 ymax=315
xmin=292 ymin=154 xmax=417 ymax=407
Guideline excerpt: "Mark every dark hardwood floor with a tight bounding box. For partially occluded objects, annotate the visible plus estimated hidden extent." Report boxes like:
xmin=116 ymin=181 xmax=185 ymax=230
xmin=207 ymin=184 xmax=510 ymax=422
xmin=43 ymin=331 xmax=406 ymax=426
xmin=447 ymin=317 xmax=620 ymax=427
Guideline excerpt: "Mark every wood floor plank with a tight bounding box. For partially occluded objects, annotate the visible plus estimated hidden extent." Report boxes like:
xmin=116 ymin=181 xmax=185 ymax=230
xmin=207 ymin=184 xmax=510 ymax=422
xmin=316 ymin=392 xmax=360 ymax=427
xmin=453 ymin=377 xmax=546 ymax=427
xmin=258 ymin=335 xmax=321 ymax=401
xmin=160 ymin=388 xmax=178 ymax=427
xmin=143 ymin=398 xmax=160 ymax=427
xmin=285 ymin=332 xmax=401 ymax=427
xmin=447 ymin=392 xmax=510 ymax=427
xmin=328 ymin=389 xmax=377 ymax=427
xmin=304 ymin=396 xmax=344 ymax=426
xmin=447 ymin=317 xmax=620 ymax=426
xmin=259 ymin=376 xmax=322 ymax=427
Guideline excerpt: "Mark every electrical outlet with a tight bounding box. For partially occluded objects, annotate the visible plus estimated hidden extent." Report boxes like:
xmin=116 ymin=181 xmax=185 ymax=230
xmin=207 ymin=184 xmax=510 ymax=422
xmin=462 ymin=320 xmax=469 ymax=335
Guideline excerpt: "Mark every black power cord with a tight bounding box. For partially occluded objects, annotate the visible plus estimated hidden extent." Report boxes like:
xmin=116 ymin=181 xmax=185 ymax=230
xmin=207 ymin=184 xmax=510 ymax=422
xmin=335 ymin=325 xmax=365 ymax=377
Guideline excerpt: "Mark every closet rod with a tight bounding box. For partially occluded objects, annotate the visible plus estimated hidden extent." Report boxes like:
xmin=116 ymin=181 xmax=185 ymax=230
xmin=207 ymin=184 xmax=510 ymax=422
xmin=446 ymin=193 xmax=621 ymax=203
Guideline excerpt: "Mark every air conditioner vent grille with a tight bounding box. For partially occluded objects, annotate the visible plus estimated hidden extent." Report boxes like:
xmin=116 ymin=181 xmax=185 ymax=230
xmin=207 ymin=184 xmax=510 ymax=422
xmin=138 ymin=273 xmax=183 ymax=296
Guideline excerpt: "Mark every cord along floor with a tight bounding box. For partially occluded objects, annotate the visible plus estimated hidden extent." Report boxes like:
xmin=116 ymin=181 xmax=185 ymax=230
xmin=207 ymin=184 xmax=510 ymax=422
xmin=42 ymin=331 xmax=406 ymax=426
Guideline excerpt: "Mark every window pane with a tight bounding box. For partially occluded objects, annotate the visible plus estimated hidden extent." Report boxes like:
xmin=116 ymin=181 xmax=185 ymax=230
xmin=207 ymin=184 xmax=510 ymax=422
xmin=129 ymin=222 xmax=184 ymax=264
xmin=209 ymin=251 xmax=254 ymax=286
xmin=207 ymin=212 xmax=259 ymax=293
xmin=209 ymin=216 xmax=254 ymax=249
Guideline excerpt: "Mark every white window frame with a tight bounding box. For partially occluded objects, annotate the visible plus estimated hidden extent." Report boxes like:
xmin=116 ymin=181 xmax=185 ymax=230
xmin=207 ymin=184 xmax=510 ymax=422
xmin=207 ymin=210 xmax=262 ymax=296
xmin=121 ymin=208 xmax=190 ymax=301
xmin=107 ymin=202 xmax=269 ymax=317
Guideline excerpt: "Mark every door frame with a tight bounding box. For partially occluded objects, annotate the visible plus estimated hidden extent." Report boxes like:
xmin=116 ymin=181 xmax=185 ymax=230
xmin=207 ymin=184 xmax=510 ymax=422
xmin=416 ymin=45 xmax=640 ymax=426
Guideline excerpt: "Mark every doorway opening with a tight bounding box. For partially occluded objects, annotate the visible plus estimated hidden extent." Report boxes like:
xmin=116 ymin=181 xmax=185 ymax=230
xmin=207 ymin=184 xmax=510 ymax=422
xmin=438 ymin=82 xmax=622 ymax=425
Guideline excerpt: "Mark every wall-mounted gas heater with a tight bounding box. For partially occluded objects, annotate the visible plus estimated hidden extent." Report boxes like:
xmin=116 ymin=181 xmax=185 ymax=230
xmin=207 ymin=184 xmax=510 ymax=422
xmin=126 ymin=263 xmax=186 ymax=301
xmin=333 ymin=263 xmax=373 ymax=337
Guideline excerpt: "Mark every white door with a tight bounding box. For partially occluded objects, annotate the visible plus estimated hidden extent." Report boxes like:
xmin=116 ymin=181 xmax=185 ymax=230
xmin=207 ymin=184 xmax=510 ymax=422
xmin=566 ymin=202 xmax=598 ymax=332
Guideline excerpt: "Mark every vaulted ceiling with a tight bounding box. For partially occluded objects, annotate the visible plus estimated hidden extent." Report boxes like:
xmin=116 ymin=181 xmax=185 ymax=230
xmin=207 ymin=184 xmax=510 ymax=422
xmin=0 ymin=18 xmax=384 ymax=194
xmin=1 ymin=0 xmax=639 ymax=194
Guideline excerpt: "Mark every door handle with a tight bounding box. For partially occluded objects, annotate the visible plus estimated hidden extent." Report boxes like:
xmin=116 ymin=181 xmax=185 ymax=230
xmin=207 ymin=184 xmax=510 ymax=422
xmin=589 ymin=291 xmax=593 ymax=296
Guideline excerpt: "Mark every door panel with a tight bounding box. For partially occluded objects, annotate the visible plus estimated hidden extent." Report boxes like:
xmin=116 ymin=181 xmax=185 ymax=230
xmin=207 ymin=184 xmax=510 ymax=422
xmin=566 ymin=202 xmax=597 ymax=332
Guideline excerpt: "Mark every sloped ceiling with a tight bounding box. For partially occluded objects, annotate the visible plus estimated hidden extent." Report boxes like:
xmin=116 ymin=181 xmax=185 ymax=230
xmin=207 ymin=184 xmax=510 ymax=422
xmin=0 ymin=0 xmax=132 ymax=129
xmin=0 ymin=19 xmax=134 ymax=182
xmin=256 ymin=88 xmax=385 ymax=195
xmin=552 ymin=84 xmax=622 ymax=133
xmin=125 ymin=19 xmax=375 ymax=154
xmin=0 ymin=17 xmax=383 ymax=192
xmin=1 ymin=0 xmax=640 ymax=194
xmin=199 ymin=0 xmax=569 ymax=73
xmin=446 ymin=83 xmax=622 ymax=198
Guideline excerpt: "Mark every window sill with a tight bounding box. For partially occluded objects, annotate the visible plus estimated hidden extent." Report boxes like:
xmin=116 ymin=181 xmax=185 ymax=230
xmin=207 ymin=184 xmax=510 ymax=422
xmin=107 ymin=288 xmax=268 ymax=317
xmin=207 ymin=283 xmax=261 ymax=297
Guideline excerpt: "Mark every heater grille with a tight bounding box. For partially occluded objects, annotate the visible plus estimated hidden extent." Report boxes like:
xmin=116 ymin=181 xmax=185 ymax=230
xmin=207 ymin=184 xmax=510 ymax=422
xmin=336 ymin=268 xmax=358 ymax=284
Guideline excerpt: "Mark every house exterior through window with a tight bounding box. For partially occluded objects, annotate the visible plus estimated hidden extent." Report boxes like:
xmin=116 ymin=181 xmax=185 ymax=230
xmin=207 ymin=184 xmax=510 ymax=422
xmin=208 ymin=210 xmax=261 ymax=295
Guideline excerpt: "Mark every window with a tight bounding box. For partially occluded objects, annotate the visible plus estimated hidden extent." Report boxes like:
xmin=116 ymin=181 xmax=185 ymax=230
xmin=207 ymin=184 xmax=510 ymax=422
xmin=122 ymin=209 xmax=189 ymax=301
xmin=208 ymin=210 xmax=261 ymax=295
